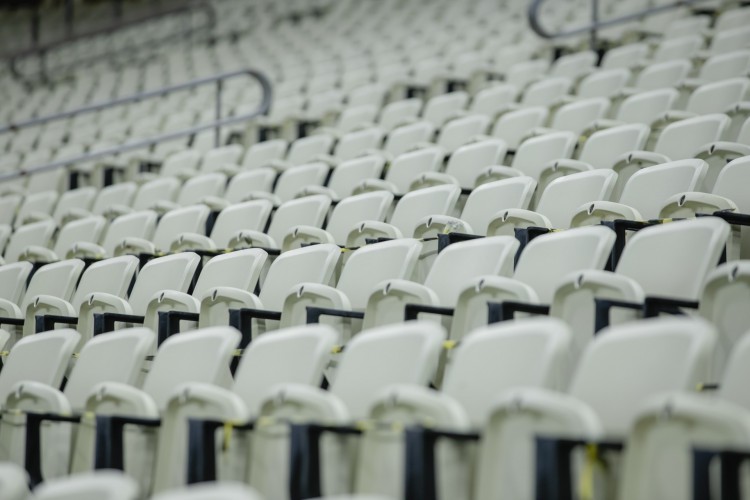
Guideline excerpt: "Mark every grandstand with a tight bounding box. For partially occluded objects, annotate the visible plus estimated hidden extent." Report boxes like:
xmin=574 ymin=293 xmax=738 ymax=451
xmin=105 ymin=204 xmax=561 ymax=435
xmin=0 ymin=0 xmax=749 ymax=498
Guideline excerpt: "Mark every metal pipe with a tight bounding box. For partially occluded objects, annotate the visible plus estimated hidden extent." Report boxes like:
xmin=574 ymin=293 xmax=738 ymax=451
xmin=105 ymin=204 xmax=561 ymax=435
xmin=528 ymin=0 xmax=701 ymax=41
xmin=0 ymin=69 xmax=272 ymax=182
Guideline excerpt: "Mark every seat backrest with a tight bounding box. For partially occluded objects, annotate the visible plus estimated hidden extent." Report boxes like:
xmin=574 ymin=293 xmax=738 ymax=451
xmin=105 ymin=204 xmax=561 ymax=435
xmin=101 ymin=211 xmax=158 ymax=257
xmin=337 ymin=238 xmax=423 ymax=309
xmin=514 ymin=226 xmax=616 ymax=303
xmin=536 ymin=170 xmax=618 ymax=229
xmin=378 ymin=98 xmax=422 ymax=131
xmin=128 ymin=253 xmax=201 ymax=315
xmin=549 ymin=97 xmax=610 ymax=136
xmin=153 ymin=204 xmax=211 ymax=252
xmin=616 ymin=88 xmax=680 ymax=125
xmin=444 ymin=139 xmax=507 ymax=189
xmin=191 ymin=249 xmax=267 ymax=300
xmin=468 ymin=84 xmax=518 ymax=116
xmin=656 ymin=113 xmax=730 ymax=159
xmin=577 ymin=68 xmax=630 ymax=98
xmin=328 ymin=155 xmax=386 ymax=199
xmin=326 ymin=191 xmax=394 ymax=245
xmin=175 ymin=173 xmax=227 ymax=206
xmin=15 ymin=191 xmax=58 ymax=228
xmin=425 ymin=236 xmax=519 ymax=305
xmin=286 ymin=134 xmax=334 ymax=166
xmin=491 ymin=106 xmax=549 ymax=150
xmin=578 ymin=124 xmax=650 ymax=169
xmin=710 ymin=25 xmax=750 ymax=55
xmin=331 ymin=321 xmax=445 ymax=419
xmin=232 ymin=324 xmax=338 ymax=416
xmin=64 ymin=327 xmax=155 ymax=410
xmin=0 ymin=329 xmax=80 ymax=403
xmin=143 ymin=327 xmax=240 ymax=409
xmin=150 ymin=482 xmax=263 ymax=500
xmin=713 ymin=156 xmax=750 ymax=212
xmin=653 ymin=35 xmax=704 ymax=62
xmin=202 ymin=144 xmax=244 ymax=171
xmin=53 ymin=216 xmax=107 ymax=258
xmin=160 ymin=149 xmax=202 ymax=177
xmin=209 ymin=200 xmax=273 ymax=248
xmin=52 ymin=187 xmax=97 ymax=224
xmin=634 ymin=59 xmax=692 ymax=91
xmin=511 ymin=131 xmax=578 ymax=180
xmin=4 ymin=220 xmax=57 ymax=263
xmin=259 ymin=243 xmax=341 ymax=310
xmin=686 ymin=78 xmax=750 ymax=115
xmin=521 ymin=77 xmax=573 ymax=107
xmin=273 ymin=162 xmax=330 ymax=203
xmin=461 ymin=177 xmax=537 ymax=234
xmin=90 ymin=182 xmax=137 ymax=215
xmin=267 ymin=195 xmax=331 ymax=246
xmin=383 ymin=121 xmax=435 ymax=157
xmin=225 ymin=169 xmax=277 ymax=203
xmin=27 ymin=469 xmax=139 ymax=500
xmin=334 ymin=127 xmax=384 ymax=161
xmin=550 ymin=50 xmax=597 ymax=79
xmin=385 ymin=147 xmax=443 ymax=193
xmin=436 ymin=115 xmax=490 ymax=153
xmin=422 ymin=91 xmax=469 ymax=127
xmin=21 ymin=259 xmax=86 ymax=311
xmin=0 ymin=261 xmax=33 ymax=304
xmin=390 ymin=184 xmax=461 ymax=235
xmin=443 ymin=317 xmax=572 ymax=426
xmin=616 ymin=217 xmax=729 ymax=300
xmin=242 ymin=139 xmax=288 ymax=170
xmin=569 ymin=317 xmax=715 ymax=436
xmin=618 ymin=159 xmax=708 ymax=219
xmin=601 ymin=42 xmax=649 ymax=69
xmin=506 ymin=59 xmax=548 ymax=88
xmin=131 ymin=177 xmax=181 ymax=211
xmin=70 ymin=255 xmax=139 ymax=310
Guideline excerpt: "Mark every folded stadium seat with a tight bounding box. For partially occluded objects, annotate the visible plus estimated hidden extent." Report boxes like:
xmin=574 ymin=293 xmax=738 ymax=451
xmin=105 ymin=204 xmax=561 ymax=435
xmin=17 ymin=215 xmax=106 ymax=265
xmin=527 ymin=124 xmax=651 ymax=210
xmin=169 ymin=200 xmax=274 ymax=253
xmin=427 ymin=114 xmax=491 ymax=156
xmin=0 ymin=328 xmax=154 ymax=482
xmin=489 ymin=170 xmax=618 ymax=234
xmin=515 ymin=77 xmax=574 ymax=111
xmin=31 ymin=470 xmax=139 ymax=500
xmin=0 ymin=463 xmax=27 ymax=500
xmin=317 ymin=105 xmax=379 ymax=136
xmin=297 ymin=155 xmax=386 ymax=201
xmin=0 ymin=220 xmax=56 ymax=264
xmin=152 ymin=483 xmax=263 ymax=500
xmin=199 ymin=144 xmax=244 ymax=175
xmin=67 ymin=327 xmax=240 ymax=496
xmin=551 ymin=217 xmax=728 ymax=356
xmin=68 ymin=210 xmax=157 ymax=260
xmin=705 ymin=25 xmax=750 ymax=60
xmin=213 ymin=169 xmax=278 ymax=206
xmin=268 ymin=134 xmax=335 ymax=172
xmin=282 ymin=191 xmax=394 ymax=251
xmin=678 ymin=50 xmax=750 ymax=99
xmin=348 ymin=84 xmax=387 ymax=108
xmin=693 ymin=118 xmax=750 ymax=190
xmin=317 ymin=127 xmax=385 ymax=166
xmin=240 ymin=139 xmax=288 ymax=170
xmin=0 ymin=262 xmax=34 ymax=328
xmin=150 ymin=149 xmax=203 ymax=180
xmin=505 ymin=59 xmax=549 ymax=90
xmin=295 ymin=90 xmax=346 ymax=134
xmin=409 ymin=139 xmax=508 ymax=193
xmin=652 ymin=35 xmax=704 ymax=63
xmin=378 ymin=121 xmax=436 ymax=159
xmin=113 ymin=204 xmax=210 ymax=257
xmin=0 ymin=194 xmax=22 ymax=226
xmin=466 ymin=84 xmax=519 ymax=118
xmin=104 ymin=177 xmax=181 ymax=219
xmin=225 ymin=195 xmax=331 ymax=252
xmin=150 ymin=324 xmax=338 ymax=492
xmin=524 ymin=97 xmax=610 ymax=146
xmin=663 ymin=14 xmax=711 ymax=39
xmin=376 ymin=98 xmax=423 ymax=132
xmin=47 ymin=187 xmax=97 ymax=225
xmin=587 ymin=88 xmax=680 ymax=138
xmin=698 ymin=261 xmax=750 ymax=382
xmin=346 ymin=184 xmax=461 ymax=248
xmin=151 ymin=172 xmax=228 ymax=213
xmin=246 ymin=321 xmax=444 ymax=499
xmin=715 ymin=5 xmax=750 ymax=31
xmin=476 ymin=131 xmax=577 ymax=186
xmin=624 ymin=59 xmax=692 ymax=97
xmin=549 ymin=50 xmax=598 ymax=82
xmin=12 ymin=190 xmax=58 ymax=229
xmin=489 ymin=106 xmax=549 ymax=152
xmin=600 ymin=42 xmax=649 ymax=70
xmin=609 ymin=115 xmax=727 ymax=199
xmin=60 ymin=182 xmax=138 ymax=222
xmin=356 ymin=147 xmax=443 ymax=196
xmin=574 ymin=68 xmax=631 ymax=101
xmin=421 ymin=91 xmax=469 ymax=128
xmin=469 ymin=316 xmax=715 ymax=500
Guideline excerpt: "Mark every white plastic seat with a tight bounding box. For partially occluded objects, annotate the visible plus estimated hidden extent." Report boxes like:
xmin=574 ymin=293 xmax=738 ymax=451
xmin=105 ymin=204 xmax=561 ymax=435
xmin=653 ymin=35 xmax=704 ymax=63
xmin=490 ymin=107 xmax=549 ymax=151
xmin=550 ymin=51 xmax=597 ymax=81
xmin=14 ymin=190 xmax=58 ymax=228
xmin=250 ymin=162 xmax=330 ymax=206
xmin=377 ymin=98 xmax=422 ymax=131
xmin=51 ymin=187 xmax=97 ymax=225
xmin=577 ymin=68 xmax=631 ymax=99
xmin=0 ymin=462 xmax=28 ymax=500
xmin=357 ymin=147 xmax=442 ymax=196
xmin=3 ymin=220 xmax=57 ymax=263
xmin=468 ymin=84 xmax=518 ymax=117
xmin=519 ymin=77 xmax=573 ymax=107
xmin=152 ymin=483 xmax=264 ymax=500
xmin=154 ymin=172 xmax=227 ymax=213
xmin=222 ymin=169 xmax=277 ymax=204
xmin=115 ymin=204 xmax=210 ymax=256
xmin=241 ymin=139 xmax=288 ymax=170
xmin=422 ymin=91 xmax=469 ymax=127
xmin=270 ymin=135 xmax=335 ymax=171
xmin=31 ymin=470 xmax=140 ymax=500
xmin=411 ymin=139 xmax=507 ymax=191
xmin=21 ymin=216 xmax=107 ymax=263
xmin=159 ymin=149 xmax=203 ymax=177
xmin=434 ymin=114 xmax=490 ymax=154
xmin=381 ymin=121 xmax=435 ymax=158
xmin=201 ymin=145 xmax=244 ymax=173
xmin=327 ymin=128 xmax=385 ymax=163
xmin=300 ymin=155 xmax=386 ymax=201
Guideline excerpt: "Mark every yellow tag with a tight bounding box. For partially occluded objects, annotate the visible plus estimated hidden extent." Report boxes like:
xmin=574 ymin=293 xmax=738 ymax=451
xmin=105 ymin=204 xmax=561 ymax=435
xmin=256 ymin=416 xmax=275 ymax=428
xmin=578 ymin=444 xmax=601 ymax=500
xmin=72 ymin=352 xmax=80 ymax=359
xmin=83 ymin=411 xmax=96 ymax=422
xmin=233 ymin=349 xmax=243 ymax=357
xmin=222 ymin=421 xmax=234 ymax=451
xmin=442 ymin=340 xmax=457 ymax=350
xmin=355 ymin=420 xmax=372 ymax=432
xmin=0 ymin=351 xmax=9 ymax=357
xmin=331 ymin=345 xmax=343 ymax=354
xmin=340 ymin=247 xmax=351 ymax=253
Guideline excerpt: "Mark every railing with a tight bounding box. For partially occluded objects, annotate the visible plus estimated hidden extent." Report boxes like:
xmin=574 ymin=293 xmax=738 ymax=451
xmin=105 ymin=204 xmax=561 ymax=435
xmin=0 ymin=68 xmax=273 ymax=183
xmin=528 ymin=0 xmax=708 ymax=49
xmin=5 ymin=0 xmax=216 ymax=84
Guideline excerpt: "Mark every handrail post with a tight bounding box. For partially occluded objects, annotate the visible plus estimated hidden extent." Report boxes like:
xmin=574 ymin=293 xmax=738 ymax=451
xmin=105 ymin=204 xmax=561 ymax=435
xmin=590 ymin=0 xmax=599 ymax=51
xmin=215 ymin=79 xmax=223 ymax=148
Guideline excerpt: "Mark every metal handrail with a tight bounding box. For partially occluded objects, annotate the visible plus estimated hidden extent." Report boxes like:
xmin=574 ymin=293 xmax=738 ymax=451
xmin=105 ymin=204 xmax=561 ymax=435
xmin=0 ymin=68 xmax=272 ymax=182
xmin=528 ymin=0 xmax=708 ymax=49
xmin=6 ymin=1 xmax=215 ymax=84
